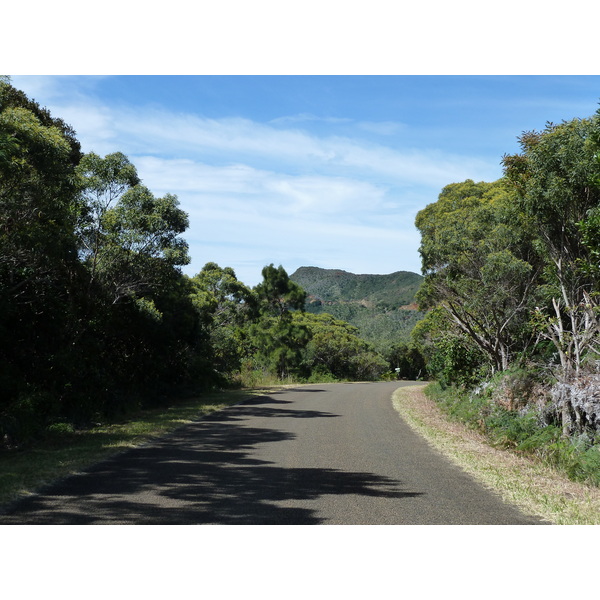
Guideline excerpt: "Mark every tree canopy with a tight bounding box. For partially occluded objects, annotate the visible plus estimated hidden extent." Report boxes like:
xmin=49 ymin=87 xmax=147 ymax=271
xmin=415 ymin=179 xmax=540 ymax=374
xmin=414 ymin=107 xmax=600 ymax=439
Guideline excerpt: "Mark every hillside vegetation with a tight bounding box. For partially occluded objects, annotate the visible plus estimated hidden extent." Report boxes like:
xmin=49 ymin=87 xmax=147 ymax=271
xmin=290 ymin=267 xmax=424 ymax=352
xmin=290 ymin=267 xmax=422 ymax=308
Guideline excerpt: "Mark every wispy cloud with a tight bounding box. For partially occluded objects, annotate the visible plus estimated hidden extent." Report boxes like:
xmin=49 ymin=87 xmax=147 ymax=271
xmin=357 ymin=121 xmax=406 ymax=136
xmin=63 ymin=102 xmax=499 ymax=189
xmin=269 ymin=113 xmax=352 ymax=125
xmin=9 ymin=76 xmax=505 ymax=284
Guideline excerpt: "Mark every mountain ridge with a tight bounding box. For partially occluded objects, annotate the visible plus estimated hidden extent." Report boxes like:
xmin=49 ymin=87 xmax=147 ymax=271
xmin=290 ymin=266 xmax=423 ymax=307
xmin=289 ymin=266 xmax=424 ymax=351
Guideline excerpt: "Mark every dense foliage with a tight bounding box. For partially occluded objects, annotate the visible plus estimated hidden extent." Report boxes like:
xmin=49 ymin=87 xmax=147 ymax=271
xmin=414 ymin=107 xmax=600 ymax=456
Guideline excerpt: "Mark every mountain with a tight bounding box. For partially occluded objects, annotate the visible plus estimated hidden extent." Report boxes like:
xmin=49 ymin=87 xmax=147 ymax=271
xmin=289 ymin=267 xmax=425 ymax=352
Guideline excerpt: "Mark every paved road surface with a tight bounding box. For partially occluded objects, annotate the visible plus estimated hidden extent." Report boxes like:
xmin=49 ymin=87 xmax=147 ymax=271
xmin=0 ymin=382 xmax=544 ymax=524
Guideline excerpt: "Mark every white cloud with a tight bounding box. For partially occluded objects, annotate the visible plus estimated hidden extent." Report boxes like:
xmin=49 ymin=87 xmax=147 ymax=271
xmin=269 ymin=113 xmax=352 ymax=125
xmin=27 ymin=90 xmax=499 ymax=189
xmin=119 ymin=109 xmax=499 ymax=186
xmin=134 ymin=156 xmax=388 ymax=218
xmin=9 ymin=77 xmax=500 ymax=285
xmin=357 ymin=121 xmax=406 ymax=136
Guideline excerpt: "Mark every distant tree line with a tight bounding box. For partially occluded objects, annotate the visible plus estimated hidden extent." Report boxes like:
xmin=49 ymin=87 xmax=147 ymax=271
xmin=0 ymin=79 xmax=391 ymax=446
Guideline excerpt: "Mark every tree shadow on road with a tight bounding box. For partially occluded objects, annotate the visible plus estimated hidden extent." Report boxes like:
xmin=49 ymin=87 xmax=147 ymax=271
xmin=0 ymin=393 xmax=423 ymax=525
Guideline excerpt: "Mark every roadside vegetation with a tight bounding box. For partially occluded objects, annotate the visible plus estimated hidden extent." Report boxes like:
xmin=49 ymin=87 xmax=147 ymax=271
xmin=426 ymin=378 xmax=600 ymax=488
xmin=410 ymin=107 xmax=600 ymax=495
xmin=392 ymin=384 xmax=600 ymax=525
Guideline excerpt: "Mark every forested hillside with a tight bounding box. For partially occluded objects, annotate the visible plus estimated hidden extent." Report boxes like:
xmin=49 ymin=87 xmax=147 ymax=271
xmin=290 ymin=267 xmax=424 ymax=353
xmin=290 ymin=267 xmax=422 ymax=308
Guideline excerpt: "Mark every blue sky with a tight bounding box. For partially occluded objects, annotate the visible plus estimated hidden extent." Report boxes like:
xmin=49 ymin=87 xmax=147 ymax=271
xmin=10 ymin=75 xmax=600 ymax=286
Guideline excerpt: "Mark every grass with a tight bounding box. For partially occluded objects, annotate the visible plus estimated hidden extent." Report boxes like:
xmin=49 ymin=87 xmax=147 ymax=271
xmin=392 ymin=383 xmax=600 ymax=525
xmin=0 ymin=387 xmax=272 ymax=509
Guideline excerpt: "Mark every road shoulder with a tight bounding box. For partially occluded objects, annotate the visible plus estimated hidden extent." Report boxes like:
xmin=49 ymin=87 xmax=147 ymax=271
xmin=392 ymin=383 xmax=600 ymax=525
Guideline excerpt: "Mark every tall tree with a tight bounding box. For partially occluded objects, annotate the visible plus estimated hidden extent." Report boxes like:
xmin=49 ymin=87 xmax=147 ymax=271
xmin=254 ymin=263 xmax=306 ymax=316
xmin=502 ymin=115 xmax=600 ymax=378
xmin=76 ymin=152 xmax=190 ymax=304
xmin=250 ymin=264 xmax=309 ymax=379
xmin=71 ymin=152 xmax=194 ymax=415
xmin=189 ymin=262 xmax=257 ymax=381
xmin=0 ymin=79 xmax=84 ymax=412
xmin=415 ymin=179 xmax=540 ymax=376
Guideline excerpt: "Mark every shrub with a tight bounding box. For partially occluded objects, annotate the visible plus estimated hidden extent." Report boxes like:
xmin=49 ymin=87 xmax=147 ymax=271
xmin=427 ymin=382 xmax=600 ymax=487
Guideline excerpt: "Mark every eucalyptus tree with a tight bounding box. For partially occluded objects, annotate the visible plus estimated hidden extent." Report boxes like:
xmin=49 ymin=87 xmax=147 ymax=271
xmin=415 ymin=179 xmax=541 ymax=378
xmin=502 ymin=115 xmax=600 ymax=378
xmin=189 ymin=262 xmax=257 ymax=381
xmin=0 ymin=78 xmax=84 ymax=420
xmin=76 ymin=152 xmax=190 ymax=304
xmin=250 ymin=264 xmax=309 ymax=379
xmin=73 ymin=152 xmax=195 ymax=411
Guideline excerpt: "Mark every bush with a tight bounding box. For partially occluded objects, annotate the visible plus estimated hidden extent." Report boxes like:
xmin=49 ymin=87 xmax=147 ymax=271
xmin=485 ymin=408 xmax=541 ymax=447
xmin=303 ymin=369 xmax=339 ymax=384
xmin=46 ymin=422 xmax=76 ymax=440
xmin=1 ymin=388 xmax=61 ymax=447
xmin=426 ymin=382 xmax=600 ymax=487
xmin=427 ymin=382 xmax=491 ymax=429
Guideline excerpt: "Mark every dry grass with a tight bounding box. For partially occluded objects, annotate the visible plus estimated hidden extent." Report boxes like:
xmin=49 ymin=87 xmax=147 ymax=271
xmin=392 ymin=383 xmax=600 ymax=525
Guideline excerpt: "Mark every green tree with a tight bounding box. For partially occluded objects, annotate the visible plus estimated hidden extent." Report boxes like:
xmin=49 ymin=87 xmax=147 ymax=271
xmin=411 ymin=307 xmax=486 ymax=388
xmin=249 ymin=314 xmax=311 ymax=380
xmin=297 ymin=312 xmax=388 ymax=381
xmin=254 ymin=263 xmax=306 ymax=316
xmin=76 ymin=152 xmax=190 ymax=303
xmin=415 ymin=179 xmax=540 ymax=377
xmin=70 ymin=152 xmax=195 ymax=417
xmin=249 ymin=264 xmax=309 ymax=379
xmin=386 ymin=342 xmax=426 ymax=380
xmin=0 ymin=79 xmax=84 ymax=427
xmin=502 ymin=115 xmax=600 ymax=378
xmin=189 ymin=262 xmax=257 ymax=381
xmin=76 ymin=152 xmax=140 ymax=286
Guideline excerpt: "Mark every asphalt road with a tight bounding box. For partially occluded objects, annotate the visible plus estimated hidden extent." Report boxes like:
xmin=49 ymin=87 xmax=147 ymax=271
xmin=0 ymin=381 xmax=544 ymax=524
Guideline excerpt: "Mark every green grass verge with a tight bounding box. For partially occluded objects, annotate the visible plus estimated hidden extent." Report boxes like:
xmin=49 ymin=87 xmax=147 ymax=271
xmin=0 ymin=387 xmax=269 ymax=508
